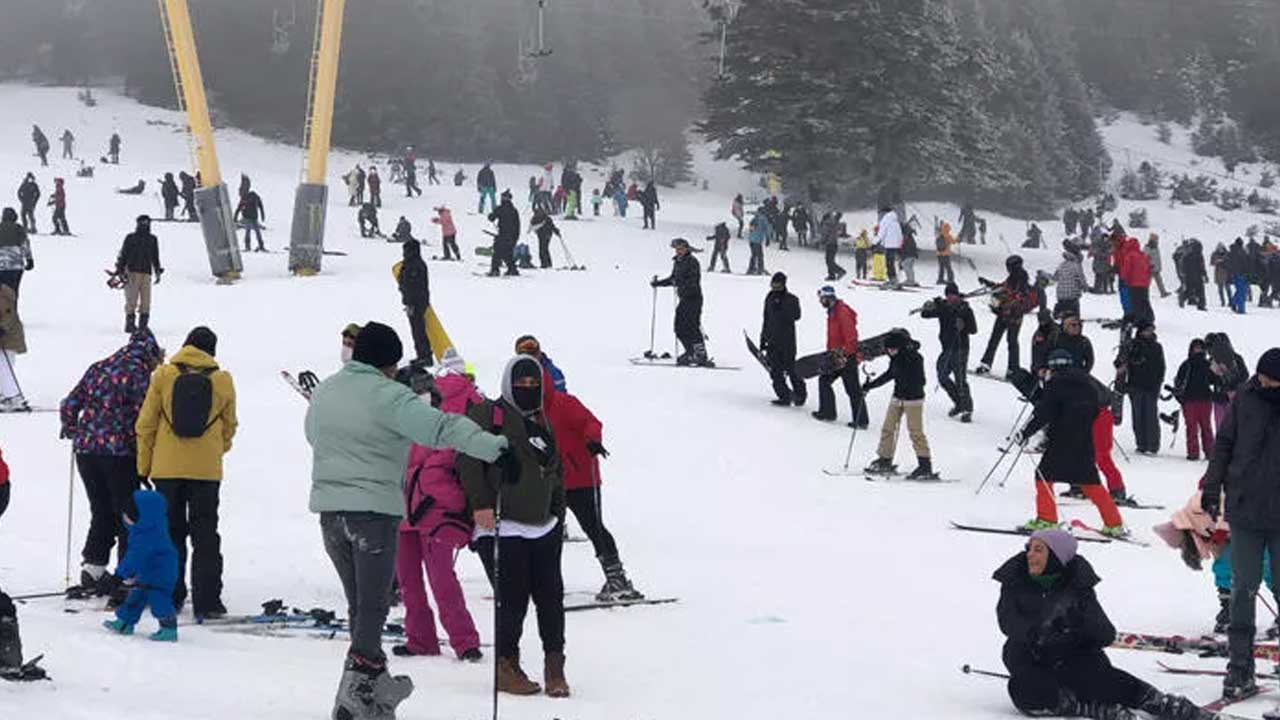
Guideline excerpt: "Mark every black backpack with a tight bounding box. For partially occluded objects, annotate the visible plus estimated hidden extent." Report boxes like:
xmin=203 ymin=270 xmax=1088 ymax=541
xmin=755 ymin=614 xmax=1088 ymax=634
xmin=168 ymin=363 xmax=216 ymax=438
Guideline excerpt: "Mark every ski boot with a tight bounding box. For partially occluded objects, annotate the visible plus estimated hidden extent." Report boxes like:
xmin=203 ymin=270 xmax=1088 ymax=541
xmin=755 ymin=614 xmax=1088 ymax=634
xmin=496 ymin=655 xmax=541 ymax=695
xmin=138 ymin=313 xmax=149 ymax=331
xmin=597 ymin=556 xmax=644 ymax=603
xmin=544 ymin=652 xmax=570 ymax=698
xmin=1021 ymin=518 xmax=1060 ymax=532
xmin=1100 ymin=524 xmax=1130 ymax=539
xmin=1139 ymin=689 xmax=1216 ymax=720
xmin=692 ymin=343 xmax=714 ymax=368
xmin=332 ymin=655 xmax=415 ymax=720
xmin=459 ymin=647 xmax=484 ymax=663
xmin=1055 ymin=689 xmax=1136 ymax=720
xmin=0 ymin=396 xmax=30 ymax=413
xmin=675 ymin=352 xmax=693 ymax=367
xmin=1213 ymin=588 xmax=1231 ymax=634
xmin=1223 ymin=664 xmax=1258 ymax=700
xmin=959 ymin=411 xmax=972 ymax=423
xmin=149 ymin=624 xmax=178 ymax=643
xmin=973 ymin=363 xmax=991 ymax=376
xmin=125 ymin=312 xmax=136 ymax=333
xmin=102 ymin=619 xmax=135 ymax=635
xmin=906 ymin=457 xmax=937 ymax=480
xmin=1059 ymin=485 xmax=1086 ymax=500
xmin=864 ymin=457 xmax=897 ymax=476
xmin=0 ymin=594 xmax=22 ymax=670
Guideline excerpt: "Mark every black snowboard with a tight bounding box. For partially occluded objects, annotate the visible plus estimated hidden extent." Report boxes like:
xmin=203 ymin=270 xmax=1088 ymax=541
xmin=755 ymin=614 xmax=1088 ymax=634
xmin=743 ymin=331 xmax=830 ymax=379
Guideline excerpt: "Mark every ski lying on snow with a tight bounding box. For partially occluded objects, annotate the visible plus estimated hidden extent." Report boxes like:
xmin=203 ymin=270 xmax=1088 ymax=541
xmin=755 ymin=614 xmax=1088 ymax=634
xmin=1113 ymin=631 xmax=1280 ymax=661
xmin=1061 ymin=497 xmax=1165 ymax=511
xmin=949 ymin=521 xmax=1112 ymax=544
xmin=1069 ymin=519 xmax=1150 ymax=547
xmin=0 ymin=407 xmax=58 ymax=414
xmin=470 ymin=272 xmax=531 ymax=279
xmin=859 ymin=471 xmax=958 ymax=483
xmin=627 ymin=358 xmax=740 ymax=371
xmin=1203 ymin=686 xmax=1272 ymax=713
xmin=564 ymin=597 xmax=678 ymax=613
xmin=1157 ymin=660 xmax=1279 ymax=680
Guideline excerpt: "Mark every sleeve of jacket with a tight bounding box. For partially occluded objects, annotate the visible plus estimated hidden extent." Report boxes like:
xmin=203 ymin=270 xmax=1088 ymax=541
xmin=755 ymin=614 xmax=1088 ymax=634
xmin=1155 ymin=345 xmax=1167 ymax=385
xmin=114 ymin=535 xmax=142 ymax=579
xmin=1021 ymin=390 xmax=1057 ymax=439
xmin=457 ymin=404 xmax=498 ymax=511
xmin=996 ymin=585 xmax=1031 ymax=640
xmin=1083 ymin=339 xmax=1095 ymax=372
xmin=135 ymin=370 xmax=163 ymax=477
xmin=395 ymin=393 xmax=505 ymax=462
xmin=1204 ymin=398 xmax=1238 ymax=496
xmin=963 ymin=306 xmax=978 ymax=335
xmin=837 ymin=307 xmax=859 ymax=357
xmin=218 ymin=373 xmax=238 ymax=452
xmin=150 ymin=237 xmax=163 ymax=274
xmin=864 ymin=364 xmax=895 ymax=391
xmin=59 ymin=371 xmax=88 ymax=433
xmin=789 ymin=295 xmax=802 ymax=323
xmin=1075 ymin=589 xmax=1117 ymax=650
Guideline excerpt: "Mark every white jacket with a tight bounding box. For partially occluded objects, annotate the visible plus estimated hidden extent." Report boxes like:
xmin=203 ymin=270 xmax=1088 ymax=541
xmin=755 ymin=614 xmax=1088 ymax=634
xmin=876 ymin=209 xmax=903 ymax=250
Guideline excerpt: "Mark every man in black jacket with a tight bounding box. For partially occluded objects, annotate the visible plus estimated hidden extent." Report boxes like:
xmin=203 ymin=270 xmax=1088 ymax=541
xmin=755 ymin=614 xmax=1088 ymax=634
xmin=115 ymin=216 xmax=163 ymax=333
xmin=651 ymin=239 xmax=708 ymax=367
xmin=235 ymin=189 xmax=266 ymax=252
xmin=638 ymin=182 xmax=660 ymax=230
xmin=178 ymin=172 xmax=197 ymax=221
xmin=920 ymin=283 xmax=977 ymax=422
xmin=760 ymin=272 xmax=804 ymax=406
xmin=487 ymin=190 xmax=521 ymax=277
xmin=1178 ymin=239 xmax=1208 ymax=311
xmin=1120 ymin=322 xmax=1165 ymax=455
xmin=529 ymin=208 xmax=561 ymax=270
xmin=477 ymin=163 xmax=497 ymax=214
xmin=706 ymin=222 xmax=731 ymax=273
xmin=160 ymin=173 xmax=179 ymax=222
xmin=863 ymin=331 xmax=934 ymax=479
xmin=396 ymin=241 xmax=432 ymax=365
xmin=1050 ymin=314 xmax=1094 ymax=373
xmin=17 ymin=174 xmax=40 ymax=234
xmin=1202 ymin=348 xmax=1280 ymax=699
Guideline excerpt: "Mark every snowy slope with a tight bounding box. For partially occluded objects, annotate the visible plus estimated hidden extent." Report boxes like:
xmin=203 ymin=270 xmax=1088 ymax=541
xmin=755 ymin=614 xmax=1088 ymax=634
xmin=1 ymin=84 xmax=1278 ymax=719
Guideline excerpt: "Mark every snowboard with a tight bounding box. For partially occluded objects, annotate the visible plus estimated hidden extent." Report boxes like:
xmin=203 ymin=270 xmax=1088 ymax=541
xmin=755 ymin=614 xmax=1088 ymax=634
xmin=628 ymin=358 xmax=740 ymax=371
xmin=391 ymin=263 xmax=461 ymax=368
xmin=564 ymin=597 xmax=678 ymax=613
xmin=743 ymin=331 xmax=831 ymax=379
xmin=949 ymin=521 xmax=1112 ymax=544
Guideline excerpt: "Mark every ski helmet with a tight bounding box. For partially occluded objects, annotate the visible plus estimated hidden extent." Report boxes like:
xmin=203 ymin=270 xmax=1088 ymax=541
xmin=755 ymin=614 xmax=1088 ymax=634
xmin=817 ymin=285 xmax=837 ymax=300
xmin=1005 ymin=255 xmax=1023 ymax=270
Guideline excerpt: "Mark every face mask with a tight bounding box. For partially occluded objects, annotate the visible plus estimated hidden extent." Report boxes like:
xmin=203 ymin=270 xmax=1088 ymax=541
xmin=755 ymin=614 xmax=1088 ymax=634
xmin=341 ymin=345 xmax=353 ymax=364
xmin=513 ymin=386 xmax=541 ymax=414
xmin=1260 ymin=386 xmax=1280 ymax=405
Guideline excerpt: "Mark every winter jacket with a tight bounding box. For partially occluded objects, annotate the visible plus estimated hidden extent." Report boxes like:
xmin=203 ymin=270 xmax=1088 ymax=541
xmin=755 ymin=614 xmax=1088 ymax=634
xmin=235 ymin=191 xmax=264 ymax=223
xmin=488 ymin=200 xmax=520 ymax=243
xmin=994 ymin=552 xmax=1114 ymax=674
xmin=901 ymin=225 xmax=919 ymax=259
xmin=431 ymin=208 xmax=456 ymax=237
xmin=863 ymin=343 xmax=926 ymax=401
xmin=0 ymin=212 xmax=32 ymax=271
xmin=529 ymin=210 xmax=560 ymax=243
xmin=400 ymin=374 xmax=483 ymax=545
xmin=760 ymin=289 xmax=801 ymax=360
xmin=1180 ymin=242 xmax=1208 ymax=284
xmin=396 ymin=246 xmax=430 ymax=308
xmin=113 ymin=490 xmax=179 ymax=592
xmin=1054 ymin=255 xmax=1088 ymax=302
xmin=748 ymin=212 xmax=769 ymax=246
xmin=1124 ymin=336 xmax=1165 ymax=392
xmin=0 ymin=286 xmax=24 ymax=354
xmin=135 ymin=345 xmax=237 ymax=482
xmin=1174 ymin=350 xmax=1214 ymax=403
xmin=1204 ymin=378 xmax=1280 ymax=530
xmin=1051 ymin=332 xmax=1095 ymax=373
xmin=116 ymin=231 xmax=162 ymax=275
xmin=307 ymin=361 xmax=505 ymax=518
xmin=1227 ymin=242 xmax=1250 ymax=277
xmin=458 ymin=399 xmax=565 ymax=526
xmin=1117 ymin=240 xmax=1152 ymax=288
xmin=61 ymin=331 xmax=163 ymax=456
xmin=1209 ymin=351 xmax=1249 ymax=403
xmin=876 ymin=209 xmax=903 ymax=250
xmin=477 ymin=166 xmax=496 ymax=191
xmin=638 ymin=184 xmax=659 ymax=211
xmin=51 ymin=182 xmax=66 ymax=210
xmin=1022 ymin=368 xmax=1102 ymax=485
xmin=792 ymin=208 xmax=810 ymax=233
xmin=0 ymin=448 xmax=8 ymax=487
xmin=545 ymin=391 xmax=603 ymax=492
xmin=654 ymin=253 xmax=701 ymax=299
xmin=17 ymin=179 xmax=39 ymax=210
xmin=985 ymin=267 xmax=1034 ymax=319
xmin=920 ymin=298 xmax=976 ymax=352
xmin=825 ymin=299 xmax=859 ymax=359
xmin=160 ymin=176 xmax=179 ymax=207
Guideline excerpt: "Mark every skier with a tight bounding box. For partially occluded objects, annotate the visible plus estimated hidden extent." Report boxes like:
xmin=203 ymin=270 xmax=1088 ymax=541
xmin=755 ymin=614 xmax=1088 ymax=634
xmin=975 ymin=256 xmax=1035 ymax=380
xmin=1050 ymin=314 xmax=1094 ymax=372
xmin=477 ymin=163 xmax=497 ymax=214
xmin=747 ymin=207 xmax=769 ymax=276
xmin=392 ymin=371 xmax=485 ymax=661
xmin=813 ymin=285 xmax=865 ymax=426
xmin=305 ymin=322 xmax=507 ymax=715
xmin=1147 ymin=233 xmax=1171 ymax=298
xmin=431 ymin=205 xmax=460 ymax=261
xmin=1053 ymin=244 xmax=1087 ymax=319
xmin=0 ymin=284 xmax=26 ymax=412
xmin=1226 ymin=238 xmax=1249 ymax=314
xmin=920 ymin=283 xmax=977 ymax=422
xmin=403 ymin=150 xmax=422 ymax=197
xmin=487 ymin=190 xmax=521 ymax=277
xmin=819 ymin=212 xmax=847 ymax=281
xmin=234 ymin=188 xmax=266 ymax=252
xmin=457 ymin=355 xmax=570 ymax=697
xmin=706 ymin=222 xmax=731 ymax=273
xmin=1201 ymin=347 xmax=1280 ymax=699
xmin=396 ymin=241 xmax=432 ymax=365
xmin=773 ymin=203 xmax=790 ymax=251
xmin=590 ymin=188 xmax=602 ymax=217
xmin=863 ymin=331 xmax=934 ymax=478
xmin=31 ymin=125 xmax=49 ymax=166
xmin=876 ymin=205 xmax=903 ymax=287
xmin=935 ymin=222 xmax=956 ymax=285
xmin=1172 ymin=339 xmax=1215 ymax=461
xmin=958 ymin=203 xmax=977 ymax=245
xmin=513 ymin=335 xmax=567 ymax=397
xmin=1121 ymin=321 xmax=1165 ymax=455
xmin=994 ymin=528 xmax=1215 ymax=720
xmin=115 ymin=215 xmax=163 ymax=333
xmin=529 ymin=206 xmax=562 ymax=269
xmin=0 ymin=208 xmax=33 ymax=301
xmin=792 ymin=204 xmax=811 ymax=247
xmin=48 ymin=178 xmax=69 ymax=236
xmin=135 ymin=326 xmax=237 ymax=618
xmin=178 ymin=171 xmax=197 ymax=221
xmin=17 ymin=174 xmax=40 ymax=234
xmin=367 ymin=166 xmax=382 ymax=208
xmin=101 ymin=490 xmax=181 ymax=642
xmin=108 ymin=132 xmax=121 ymax=164
xmin=651 ymin=238 xmax=709 ymax=366
xmin=159 ymin=172 xmax=179 ymax=222
xmin=760 ymin=272 xmax=805 ymax=407
xmin=426 ymin=158 xmax=439 ymax=186
xmin=60 ymin=329 xmax=164 ymax=599
xmin=1116 ymin=232 xmax=1155 ymax=325
xmin=638 ymin=181 xmax=660 ymax=230
xmin=1013 ymin=350 xmax=1126 ymax=536
xmin=731 ymin=194 xmax=745 ymax=238
xmin=358 ymin=202 xmax=381 ymax=239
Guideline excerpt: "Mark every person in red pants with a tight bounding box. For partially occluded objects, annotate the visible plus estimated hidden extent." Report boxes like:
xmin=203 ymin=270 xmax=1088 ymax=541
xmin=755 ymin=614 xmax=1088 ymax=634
xmin=1174 ymin=338 xmax=1216 ymax=460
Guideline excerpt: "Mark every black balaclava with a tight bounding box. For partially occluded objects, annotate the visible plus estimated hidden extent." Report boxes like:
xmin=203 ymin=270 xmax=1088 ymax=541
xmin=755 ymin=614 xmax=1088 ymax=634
xmin=502 ymin=355 xmax=543 ymax=416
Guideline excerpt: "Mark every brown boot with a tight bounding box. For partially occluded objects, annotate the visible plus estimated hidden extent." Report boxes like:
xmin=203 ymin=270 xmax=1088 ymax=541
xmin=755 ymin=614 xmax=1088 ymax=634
xmin=496 ymin=656 xmax=540 ymax=695
xmin=544 ymin=652 xmax=570 ymax=698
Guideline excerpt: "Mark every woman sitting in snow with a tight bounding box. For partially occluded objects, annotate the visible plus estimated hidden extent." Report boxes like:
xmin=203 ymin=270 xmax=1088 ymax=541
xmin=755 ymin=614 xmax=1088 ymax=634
xmin=995 ymin=528 xmax=1212 ymax=720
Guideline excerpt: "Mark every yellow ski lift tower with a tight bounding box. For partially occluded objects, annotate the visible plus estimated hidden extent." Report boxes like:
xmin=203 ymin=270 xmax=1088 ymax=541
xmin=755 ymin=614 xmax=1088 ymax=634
xmin=288 ymin=0 xmax=346 ymax=276
xmin=158 ymin=0 xmax=242 ymax=282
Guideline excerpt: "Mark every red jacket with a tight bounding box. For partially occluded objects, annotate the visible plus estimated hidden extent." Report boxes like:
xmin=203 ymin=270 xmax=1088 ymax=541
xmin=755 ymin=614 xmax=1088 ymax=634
xmin=52 ymin=182 xmax=66 ymax=210
xmin=826 ymin=299 xmax=859 ymax=358
xmin=0 ymin=447 xmax=9 ymax=486
xmin=545 ymin=391 xmax=603 ymax=491
xmin=1118 ymin=239 xmax=1152 ymax=288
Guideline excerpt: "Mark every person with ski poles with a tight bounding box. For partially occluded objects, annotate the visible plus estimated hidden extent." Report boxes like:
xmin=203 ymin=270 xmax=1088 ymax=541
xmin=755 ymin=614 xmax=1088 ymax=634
xmin=975 ymin=255 xmax=1036 ymax=380
xmin=862 ymin=330 xmax=935 ymax=479
xmin=920 ymin=282 xmax=976 ymax=422
xmin=651 ymin=238 xmax=709 ymax=367
xmin=813 ymin=285 xmax=865 ymax=426
xmin=305 ymin=321 xmax=509 ymax=717
xmin=457 ymin=354 xmax=570 ymax=698
xmin=48 ymin=178 xmax=69 ymax=235
xmin=0 ymin=283 xmax=27 ymax=413
xmin=760 ymin=272 xmax=805 ymax=407
xmin=528 ymin=205 xmax=562 ymax=270
xmin=993 ymin=528 xmax=1215 ymax=720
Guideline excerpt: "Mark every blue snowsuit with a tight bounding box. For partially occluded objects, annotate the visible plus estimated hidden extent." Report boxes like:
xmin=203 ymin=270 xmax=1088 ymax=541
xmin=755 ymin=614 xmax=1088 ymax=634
xmin=113 ymin=490 xmax=179 ymax=627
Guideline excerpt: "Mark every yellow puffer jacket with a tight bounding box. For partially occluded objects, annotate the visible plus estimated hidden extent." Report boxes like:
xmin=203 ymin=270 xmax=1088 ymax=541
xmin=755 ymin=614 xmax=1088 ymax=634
xmin=135 ymin=345 xmax=237 ymax=481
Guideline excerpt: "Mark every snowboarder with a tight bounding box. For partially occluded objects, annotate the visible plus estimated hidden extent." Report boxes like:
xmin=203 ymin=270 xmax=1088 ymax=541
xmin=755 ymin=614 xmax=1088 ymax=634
xmin=975 ymin=256 xmax=1035 ymax=380
xmin=651 ymin=238 xmax=708 ymax=366
xmin=1012 ymin=350 xmax=1125 ymax=535
xmin=1052 ymin=244 xmax=1087 ymax=319
xmin=731 ymin=194 xmax=744 ymax=238
xmin=863 ymin=330 xmax=934 ymax=478
xmin=994 ymin=528 xmax=1214 ymax=720
xmin=114 ymin=215 xmax=163 ymax=333
xmin=0 ymin=208 xmax=33 ymax=302
xmin=358 ymin=202 xmax=381 ymax=239
xmin=101 ymin=490 xmax=181 ymax=642
xmin=487 ymin=190 xmax=521 ymax=277
xmin=1172 ymin=339 xmax=1215 ymax=461
xmin=60 ymin=129 xmax=74 ymax=160
xmin=813 ymin=285 xmax=865 ymax=426
xmin=457 ymin=354 xmax=570 ymax=697
xmin=706 ymin=222 xmax=731 ymax=273
xmin=108 ymin=132 xmax=121 ymax=164
xmin=234 ymin=188 xmax=266 ymax=252
xmin=17 ymin=174 xmax=40 ymax=234
xmin=31 ymin=125 xmax=49 ymax=167
xmin=367 ymin=166 xmax=382 ymax=208
xmin=638 ymin=181 xmax=660 ymax=230
xmin=0 ymin=285 xmax=26 ymax=412
xmin=1122 ymin=322 xmax=1165 ymax=455
xmin=135 ymin=326 xmax=237 ymax=618
xmin=179 ymin=172 xmax=197 ymax=221
xmin=48 ymin=178 xmax=69 ymax=236
xmin=159 ymin=172 xmax=179 ymax=221
xmin=477 ymin=163 xmax=497 ymax=214
xmin=920 ymin=283 xmax=976 ymax=422
xmin=747 ymin=207 xmax=769 ymax=276
xmin=432 ymin=206 xmax=459 ymax=261
xmin=396 ymin=241 xmax=432 ymax=365
xmin=529 ymin=206 xmax=562 ymax=269
xmin=760 ymin=272 xmax=805 ymax=407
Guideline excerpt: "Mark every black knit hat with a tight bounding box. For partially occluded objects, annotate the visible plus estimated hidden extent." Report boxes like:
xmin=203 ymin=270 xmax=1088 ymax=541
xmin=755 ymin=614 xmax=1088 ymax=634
xmin=1257 ymin=348 xmax=1280 ymax=381
xmin=771 ymin=272 xmax=787 ymax=287
xmin=944 ymin=282 xmax=960 ymax=297
xmin=184 ymin=326 xmax=217 ymax=357
xmin=352 ymin=321 xmax=403 ymax=369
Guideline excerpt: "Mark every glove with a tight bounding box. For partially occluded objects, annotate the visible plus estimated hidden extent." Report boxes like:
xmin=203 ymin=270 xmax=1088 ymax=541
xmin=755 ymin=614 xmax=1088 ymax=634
xmin=154 ymin=269 xmax=163 ymax=285
xmin=650 ymin=275 xmax=659 ymax=287
xmin=297 ymin=371 xmax=320 ymax=393
xmin=138 ymin=475 xmax=153 ymax=490
xmin=1201 ymin=490 xmax=1221 ymax=521
xmin=586 ymin=440 xmax=609 ymax=458
xmin=24 ymin=257 xmax=33 ymax=271
xmin=494 ymin=447 xmax=521 ymax=486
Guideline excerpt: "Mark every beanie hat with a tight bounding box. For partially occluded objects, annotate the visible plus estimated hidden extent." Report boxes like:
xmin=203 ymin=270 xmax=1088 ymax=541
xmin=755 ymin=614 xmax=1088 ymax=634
xmin=352 ymin=321 xmax=403 ymax=369
xmin=944 ymin=282 xmax=960 ymax=297
xmin=1257 ymin=347 xmax=1280 ymax=381
xmin=515 ymin=334 xmax=541 ymax=355
xmin=184 ymin=326 xmax=217 ymax=357
xmin=341 ymin=323 xmax=362 ymax=340
xmin=1030 ymin=528 xmax=1077 ymax=566
xmin=1047 ymin=349 xmax=1075 ymax=369
xmin=442 ymin=350 xmax=467 ymax=375
xmin=817 ymin=285 xmax=837 ymax=300
xmin=771 ymin=271 xmax=787 ymax=287
xmin=1006 ymin=255 xmax=1023 ymax=270
xmin=670 ymin=237 xmax=690 ymax=249
xmin=884 ymin=332 xmax=907 ymax=350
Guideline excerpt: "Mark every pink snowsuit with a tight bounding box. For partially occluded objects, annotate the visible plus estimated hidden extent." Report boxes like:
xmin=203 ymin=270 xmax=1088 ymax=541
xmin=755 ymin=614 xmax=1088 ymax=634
xmin=395 ymin=373 xmax=482 ymax=657
xmin=431 ymin=207 xmax=455 ymax=238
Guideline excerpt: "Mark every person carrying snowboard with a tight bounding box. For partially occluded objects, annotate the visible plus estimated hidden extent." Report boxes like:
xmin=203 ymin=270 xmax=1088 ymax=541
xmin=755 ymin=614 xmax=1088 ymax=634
xmin=760 ymin=272 xmax=805 ymax=407
xmin=652 ymin=238 xmax=708 ymax=367
xmin=863 ymin=330 xmax=935 ymax=479
xmin=102 ymin=490 xmax=180 ymax=642
xmin=114 ymin=215 xmax=163 ymax=333
xmin=395 ymin=241 xmax=433 ymax=365
xmin=920 ymin=283 xmax=976 ymax=422
xmin=813 ymin=285 xmax=865 ymax=426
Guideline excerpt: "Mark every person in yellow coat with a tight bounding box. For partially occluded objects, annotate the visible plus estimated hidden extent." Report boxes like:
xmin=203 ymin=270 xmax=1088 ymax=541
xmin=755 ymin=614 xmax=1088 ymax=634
xmin=854 ymin=230 xmax=871 ymax=280
xmin=135 ymin=326 xmax=236 ymax=619
xmin=936 ymin=221 xmax=956 ymax=285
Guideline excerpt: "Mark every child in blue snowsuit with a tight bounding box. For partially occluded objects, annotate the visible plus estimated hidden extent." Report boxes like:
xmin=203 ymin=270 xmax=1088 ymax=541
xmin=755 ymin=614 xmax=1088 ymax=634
xmin=104 ymin=490 xmax=180 ymax=641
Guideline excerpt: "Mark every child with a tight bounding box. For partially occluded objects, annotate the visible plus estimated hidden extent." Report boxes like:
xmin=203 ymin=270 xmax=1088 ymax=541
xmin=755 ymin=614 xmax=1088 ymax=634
xmin=431 ymin=206 xmax=460 ymax=261
xmin=854 ymin=229 xmax=870 ymax=279
xmin=393 ymin=372 xmax=484 ymax=661
xmin=591 ymin=189 xmax=603 ymax=217
xmin=103 ymin=490 xmax=180 ymax=641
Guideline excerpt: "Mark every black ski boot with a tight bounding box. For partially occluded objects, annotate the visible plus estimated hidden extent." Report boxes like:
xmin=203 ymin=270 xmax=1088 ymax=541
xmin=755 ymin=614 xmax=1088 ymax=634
xmin=1056 ymin=689 xmax=1136 ymax=720
xmin=138 ymin=313 xmax=149 ymax=331
xmin=770 ymin=397 xmax=791 ymax=407
xmin=0 ymin=593 xmax=21 ymax=671
xmin=1223 ymin=664 xmax=1258 ymax=700
xmin=906 ymin=457 xmax=936 ymax=480
xmin=1213 ymin=588 xmax=1231 ymax=634
xmin=597 ymin=555 xmax=644 ymax=603
xmin=865 ymin=457 xmax=897 ymax=475
xmin=124 ymin=313 xmax=136 ymax=333
xmin=1138 ymin=688 xmax=1217 ymax=720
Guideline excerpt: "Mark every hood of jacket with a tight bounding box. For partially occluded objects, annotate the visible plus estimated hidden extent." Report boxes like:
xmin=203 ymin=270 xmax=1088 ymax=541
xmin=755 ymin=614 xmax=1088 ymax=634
xmin=993 ymin=552 xmax=1100 ymax=589
xmin=436 ymin=372 xmax=482 ymax=415
xmin=131 ymin=489 xmax=169 ymax=531
xmin=169 ymin=344 xmax=218 ymax=370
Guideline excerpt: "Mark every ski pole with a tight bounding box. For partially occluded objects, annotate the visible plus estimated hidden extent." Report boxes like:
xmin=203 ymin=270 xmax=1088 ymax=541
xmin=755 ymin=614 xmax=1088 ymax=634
xmin=960 ymin=664 xmax=1009 ymax=681
xmin=1114 ymin=439 xmax=1132 ymax=464
xmin=975 ymin=401 xmax=1030 ymax=495
xmin=0 ymin=347 xmax=25 ymax=400
xmin=646 ymin=285 xmax=658 ymax=359
xmin=1261 ymin=594 xmax=1279 ymax=620
xmin=65 ymin=447 xmax=75 ymax=590
xmin=837 ymin=405 xmax=861 ymax=474
xmin=996 ymin=442 xmax=1028 ymax=490
xmin=491 ymin=490 xmax=502 ymax=720
xmin=555 ymin=233 xmax=579 ymax=270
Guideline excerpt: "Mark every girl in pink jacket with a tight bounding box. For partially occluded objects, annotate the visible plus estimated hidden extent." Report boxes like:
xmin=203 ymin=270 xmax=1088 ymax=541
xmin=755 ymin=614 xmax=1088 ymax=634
xmin=431 ymin=206 xmax=460 ymax=261
xmin=393 ymin=373 xmax=483 ymax=660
